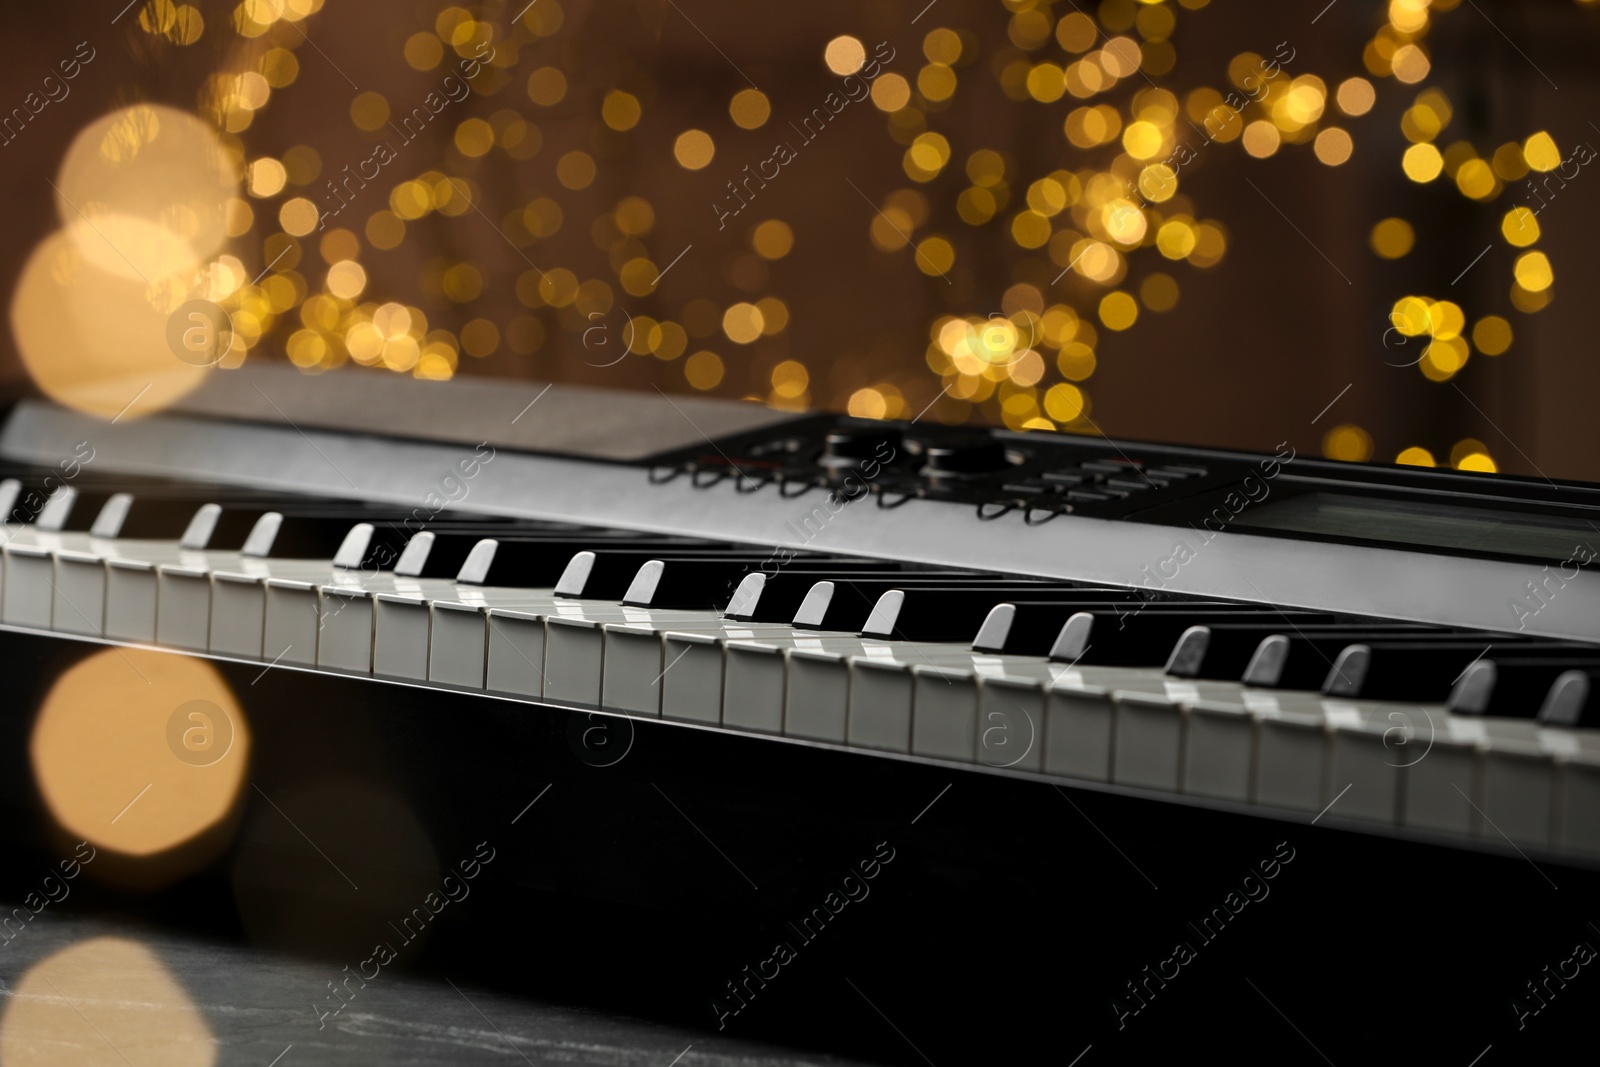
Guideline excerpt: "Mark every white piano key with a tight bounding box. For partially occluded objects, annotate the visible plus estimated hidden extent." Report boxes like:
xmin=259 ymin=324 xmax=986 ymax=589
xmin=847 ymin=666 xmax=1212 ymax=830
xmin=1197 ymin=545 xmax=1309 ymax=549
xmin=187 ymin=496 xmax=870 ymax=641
xmin=545 ymin=616 xmax=605 ymax=705
xmin=910 ymin=664 xmax=979 ymax=761
xmin=316 ymin=586 xmax=374 ymax=672
xmin=209 ymin=571 xmax=266 ymax=657
xmin=1402 ymin=717 xmax=1481 ymax=836
xmin=2 ymin=543 xmax=55 ymax=627
xmin=1183 ymin=699 xmax=1256 ymax=802
xmin=724 ymin=639 xmax=792 ymax=735
xmin=838 ymin=653 xmax=909 ymax=749
xmin=262 ymin=578 xmax=319 ymax=666
xmin=1555 ymin=731 xmax=1600 ymax=856
xmin=155 ymin=564 xmax=211 ymax=651
xmin=485 ymin=608 xmax=545 ymax=698
xmin=1323 ymin=702 xmax=1408 ymax=826
xmin=1112 ymin=690 xmax=1186 ymax=792
xmin=1043 ymin=679 xmax=1118 ymax=783
xmin=374 ymin=594 xmax=431 ymax=680
xmin=600 ymin=623 xmax=666 ymax=714
xmin=429 ymin=601 xmax=487 ymax=687
xmin=1253 ymin=705 xmax=1328 ymax=813
xmin=977 ymin=673 xmax=1047 ymax=773
xmin=659 ymin=632 xmax=723 ymax=724
xmin=104 ymin=558 xmax=158 ymax=641
xmin=1476 ymin=720 xmax=1554 ymax=848
xmin=50 ymin=550 xmax=105 ymax=637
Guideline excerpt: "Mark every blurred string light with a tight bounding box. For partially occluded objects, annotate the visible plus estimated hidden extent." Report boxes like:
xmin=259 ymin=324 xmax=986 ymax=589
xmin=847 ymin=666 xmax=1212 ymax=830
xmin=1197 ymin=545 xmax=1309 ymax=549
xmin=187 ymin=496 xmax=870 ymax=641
xmin=9 ymin=0 xmax=1579 ymax=469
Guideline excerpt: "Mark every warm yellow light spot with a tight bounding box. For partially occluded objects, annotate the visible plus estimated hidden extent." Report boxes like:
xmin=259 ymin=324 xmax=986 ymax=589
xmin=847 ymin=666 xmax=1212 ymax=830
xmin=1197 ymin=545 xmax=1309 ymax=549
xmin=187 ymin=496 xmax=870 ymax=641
xmin=1390 ymin=295 xmax=1433 ymax=337
xmin=1454 ymin=450 xmax=1496 ymax=473
xmin=1284 ymin=81 xmax=1327 ymax=125
xmin=674 ymin=129 xmax=715 ymax=170
xmin=461 ymin=317 xmax=499 ymax=357
xmin=1396 ymin=446 xmax=1436 ymax=467
xmin=32 ymin=647 xmax=249 ymax=856
xmin=1314 ymin=127 xmax=1353 ymax=166
xmin=871 ymin=74 xmax=911 ymax=112
xmin=722 ymin=302 xmax=765 ymax=344
xmin=1012 ymin=210 xmax=1053 ymax=249
xmin=1027 ymin=63 xmax=1066 ymax=103
xmin=1524 ymin=131 xmax=1561 ymax=173
xmin=1472 ymin=315 xmax=1512 ymax=355
xmin=454 ymin=117 xmax=494 ymax=157
xmin=1421 ymin=336 xmax=1468 ymax=378
xmin=224 ymin=198 xmax=253 ymax=236
xmin=405 ymin=31 xmax=442 ymax=70
xmin=602 ymin=90 xmax=641 ymax=131
xmin=1336 ymin=77 xmax=1375 ymax=116
xmin=1137 ymin=163 xmax=1176 ymax=202
xmin=366 ymin=210 xmax=405 ymax=250
xmin=1241 ymin=120 xmax=1280 ymax=158
xmin=11 ymin=233 xmax=210 ymax=420
xmin=325 ymin=259 xmax=366 ymax=299
xmin=247 ymin=157 xmax=287 ymax=197
xmin=1098 ymin=291 xmax=1138 ymax=331
xmin=685 ymin=350 xmax=724 ymax=389
xmin=1056 ymin=11 xmax=1096 ymax=52
xmin=1122 ymin=120 xmax=1164 ymax=160
xmin=915 ymin=235 xmax=955 ymax=275
xmin=825 ymin=35 xmax=866 ymax=75
xmin=1401 ymin=142 xmax=1443 ymax=182
xmin=918 ymin=63 xmax=958 ymax=102
xmin=1427 ymin=299 xmax=1465 ymax=340
xmin=1492 ymin=141 xmax=1529 ymax=181
xmin=1514 ymin=250 xmax=1553 ymax=292
xmin=729 ymin=88 xmax=770 ymax=129
xmin=1043 ymin=382 xmax=1085 ymax=422
xmin=1370 ymin=217 xmax=1414 ymax=258
xmin=771 ymin=359 xmax=808 ymax=398
xmin=556 ymin=150 xmax=596 ymax=189
xmin=848 ymin=387 xmax=888 ymax=419
xmin=1140 ymin=272 xmax=1179 ymax=312
xmin=1102 ymin=200 xmax=1147 ymax=245
xmin=279 ymin=197 xmax=319 ymax=235
xmin=349 ymin=91 xmax=389 ymax=131
xmin=442 ymin=262 xmax=482 ymax=302
xmin=1391 ymin=44 xmax=1430 ymax=84
xmin=1156 ymin=220 xmax=1196 ymax=259
xmin=924 ymin=27 xmax=964 ymax=64
xmin=752 ymin=219 xmax=793 ymax=259
xmin=1454 ymin=158 xmax=1496 ymax=199
xmin=526 ymin=67 xmax=568 ymax=106
xmin=1323 ymin=424 xmax=1373 ymax=462
xmin=319 ymin=228 xmax=358 ymax=264
xmin=756 ymin=297 xmax=788 ymax=335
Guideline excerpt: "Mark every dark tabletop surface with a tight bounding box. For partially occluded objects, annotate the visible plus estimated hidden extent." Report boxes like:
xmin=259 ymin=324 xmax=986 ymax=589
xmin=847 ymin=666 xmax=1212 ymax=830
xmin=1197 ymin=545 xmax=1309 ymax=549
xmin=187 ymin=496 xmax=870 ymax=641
xmin=0 ymin=905 xmax=885 ymax=1067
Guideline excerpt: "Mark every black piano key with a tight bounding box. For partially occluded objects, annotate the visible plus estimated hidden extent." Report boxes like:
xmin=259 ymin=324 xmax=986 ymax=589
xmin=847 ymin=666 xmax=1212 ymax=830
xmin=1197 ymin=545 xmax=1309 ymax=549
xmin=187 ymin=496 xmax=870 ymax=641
xmin=974 ymin=598 xmax=1272 ymax=656
xmin=1448 ymin=656 xmax=1600 ymax=718
xmin=396 ymin=529 xmax=698 ymax=582
xmin=554 ymin=548 xmax=774 ymax=600
xmin=622 ymin=557 xmax=889 ymax=609
xmin=1539 ymin=668 xmax=1600 ymax=727
xmin=795 ymin=580 xmax=1064 ymax=634
xmin=1050 ymin=608 xmax=1335 ymax=666
xmin=725 ymin=568 xmax=998 ymax=623
xmin=1166 ymin=622 xmax=1443 ymax=680
xmin=1322 ymin=640 xmax=1582 ymax=700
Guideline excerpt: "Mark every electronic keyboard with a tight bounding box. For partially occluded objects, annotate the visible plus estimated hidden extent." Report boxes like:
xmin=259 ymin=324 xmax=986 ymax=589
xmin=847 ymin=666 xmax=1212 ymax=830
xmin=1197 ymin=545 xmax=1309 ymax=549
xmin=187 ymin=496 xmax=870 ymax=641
xmin=0 ymin=363 xmax=1595 ymax=1062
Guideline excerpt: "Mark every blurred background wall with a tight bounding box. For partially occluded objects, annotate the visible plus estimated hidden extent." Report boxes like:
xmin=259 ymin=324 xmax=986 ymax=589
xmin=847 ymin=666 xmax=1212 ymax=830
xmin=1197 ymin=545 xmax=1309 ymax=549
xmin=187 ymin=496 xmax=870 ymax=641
xmin=3 ymin=0 xmax=1598 ymax=479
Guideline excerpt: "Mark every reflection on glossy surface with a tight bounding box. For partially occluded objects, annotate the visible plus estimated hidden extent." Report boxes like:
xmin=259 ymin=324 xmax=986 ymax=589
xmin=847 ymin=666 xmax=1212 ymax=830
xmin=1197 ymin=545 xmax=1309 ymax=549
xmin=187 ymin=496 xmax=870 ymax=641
xmin=31 ymin=648 xmax=248 ymax=858
xmin=0 ymin=936 xmax=215 ymax=1066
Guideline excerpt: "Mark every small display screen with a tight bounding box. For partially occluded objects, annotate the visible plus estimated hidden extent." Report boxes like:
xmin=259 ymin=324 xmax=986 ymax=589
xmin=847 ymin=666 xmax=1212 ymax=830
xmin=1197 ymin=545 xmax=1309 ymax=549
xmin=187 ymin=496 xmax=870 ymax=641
xmin=1231 ymin=491 xmax=1600 ymax=562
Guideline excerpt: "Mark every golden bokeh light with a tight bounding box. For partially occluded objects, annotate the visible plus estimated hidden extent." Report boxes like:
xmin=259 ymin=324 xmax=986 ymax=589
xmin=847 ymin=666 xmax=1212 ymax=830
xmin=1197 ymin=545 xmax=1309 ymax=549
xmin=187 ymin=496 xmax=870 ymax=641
xmin=1401 ymin=142 xmax=1444 ymax=182
xmin=1513 ymin=251 xmax=1553 ymax=292
xmin=11 ymin=232 xmax=210 ymax=421
xmin=1370 ymin=217 xmax=1414 ymax=258
xmin=673 ymin=129 xmax=715 ymax=170
xmin=1323 ymin=424 xmax=1374 ymax=462
xmin=1472 ymin=315 xmax=1512 ymax=355
xmin=825 ymin=35 xmax=867 ymax=76
xmin=1314 ymin=127 xmax=1353 ymax=165
xmin=31 ymin=648 xmax=249 ymax=857
xmin=729 ymin=89 xmax=770 ymax=129
xmin=1335 ymin=77 xmax=1375 ymax=116
xmin=1396 ymin=446 xmax=1436 ymax=467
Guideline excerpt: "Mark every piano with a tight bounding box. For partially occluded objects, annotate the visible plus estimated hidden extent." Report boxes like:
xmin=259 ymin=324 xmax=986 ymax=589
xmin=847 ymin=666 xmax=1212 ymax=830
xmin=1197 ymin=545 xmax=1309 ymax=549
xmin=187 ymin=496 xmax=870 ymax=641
xmin=0 ymin=363 xmax=1595 ymax=1062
